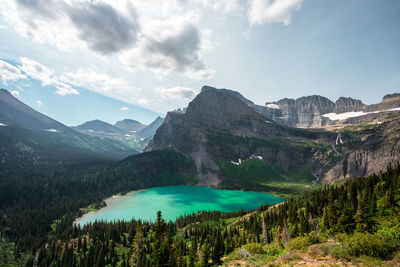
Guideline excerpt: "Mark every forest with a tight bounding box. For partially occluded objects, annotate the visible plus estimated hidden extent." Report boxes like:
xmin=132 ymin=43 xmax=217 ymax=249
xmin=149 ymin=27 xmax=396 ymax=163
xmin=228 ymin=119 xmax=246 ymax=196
xmin=16 ymin=163 xmax=400 ymax=266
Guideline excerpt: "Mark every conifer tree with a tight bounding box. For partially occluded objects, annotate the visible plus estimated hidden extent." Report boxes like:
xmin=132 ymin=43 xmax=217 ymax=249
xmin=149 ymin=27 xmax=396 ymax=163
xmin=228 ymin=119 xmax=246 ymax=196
xmin=130 ymin=222 xmax=144 ymax=266
xmin=201 ymin=242 xmax=210 ymax=267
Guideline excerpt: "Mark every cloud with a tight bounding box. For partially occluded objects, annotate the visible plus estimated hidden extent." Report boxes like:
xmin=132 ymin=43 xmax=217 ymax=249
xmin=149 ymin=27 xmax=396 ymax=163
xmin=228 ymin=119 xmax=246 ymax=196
xmin=19 ymin=57 xmax=79 ymax=96
xmin=156 ymin=86 xmax=197 ymax=100
xmin=1 ymin=0 xmax=139 ymax=54
xmin=120 ymin=23 xmax=215 ymax=79
xmin=248 ymin=0 xmax=303 ymax=26
xmin=66 ymin=2 xmax=139 ymax=54
xmin=11 ymin=90 xmax=20 ymax=98
xmin=121 ymin=106 xmax=130 ymax=111
xmin=0 ymin=59 xmax=27 ymax=84
xmin=194 ymin=0 xmax=243 ymax=16
xmin=61 ymin=68 xmax=141 ymax=95
xmin=36 ymin=100 xmax=43 ymax=107
xmin=1 ymin=0 xmax=215 ymax=80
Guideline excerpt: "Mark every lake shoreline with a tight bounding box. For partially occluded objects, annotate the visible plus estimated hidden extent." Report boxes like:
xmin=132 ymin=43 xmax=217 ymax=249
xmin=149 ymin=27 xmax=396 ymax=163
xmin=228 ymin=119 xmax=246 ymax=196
xmin=73 ymin=189 xmax=147 ymax=226
xmin=74 ymin=185 xmax=285 ymax=226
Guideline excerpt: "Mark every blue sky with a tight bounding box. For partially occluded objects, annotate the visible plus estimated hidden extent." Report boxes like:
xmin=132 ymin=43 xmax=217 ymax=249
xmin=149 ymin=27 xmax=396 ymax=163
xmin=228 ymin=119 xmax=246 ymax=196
xmin=0 ymin=0 xmax=399 ymax=125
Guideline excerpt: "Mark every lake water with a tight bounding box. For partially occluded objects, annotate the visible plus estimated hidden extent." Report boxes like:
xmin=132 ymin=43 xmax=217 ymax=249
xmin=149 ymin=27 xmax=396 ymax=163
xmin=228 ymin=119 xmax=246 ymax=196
xmin=75 ymin=185 xmax=285 ymax=226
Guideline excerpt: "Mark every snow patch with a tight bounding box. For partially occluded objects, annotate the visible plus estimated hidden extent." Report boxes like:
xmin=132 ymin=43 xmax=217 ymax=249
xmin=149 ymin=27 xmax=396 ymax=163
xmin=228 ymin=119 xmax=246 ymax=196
xmin=322 ymin=111 xmax=368 ymax=121
xmin=323 ymin=106 xmax=400 ymax=121
xmin=266 ymin=103 xmax=280 ymax=109
xmin=250 ymin=155 xmax=263 ymax=160
xmin=46 ymin=129 xmax=59 ymax=133
xmin=231 ymin=158 xmax=242 ymax=165
xmin=0 ymin=123 xmax=8 ymax=126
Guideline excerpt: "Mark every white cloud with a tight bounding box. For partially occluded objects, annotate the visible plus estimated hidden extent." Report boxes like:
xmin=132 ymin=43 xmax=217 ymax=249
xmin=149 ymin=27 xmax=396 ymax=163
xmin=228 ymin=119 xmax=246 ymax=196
xmin=0 ymin=0 xmax=139 ymax=54
xmin=1 ymin=0 xmax=216 ymax=80
xmin=194 ymin=0 xmax=243 ymax=16
xmin=19 ymin=57 xmax=79 ymax=96
xmin=0 ymin=59 xmax=27 ymax=84
xmin=119 ymin=14 xmax=215 ymax=80
xmin=61 ymin=68 xmax=140 ymax=95
xmin=156 ymin=86 xmax=197 ymax=100
xmin=248 ymin=0 xmax=303 ymax=26
xmin=121 ymin=106 xmax=130 ymax=111
xmin=0 ymin=24 xmax=6 ymax=29
xmin=11 ymin=90 xmax=20 ymax=98
xmin=36 ymin=100 xmax=43 ymax=107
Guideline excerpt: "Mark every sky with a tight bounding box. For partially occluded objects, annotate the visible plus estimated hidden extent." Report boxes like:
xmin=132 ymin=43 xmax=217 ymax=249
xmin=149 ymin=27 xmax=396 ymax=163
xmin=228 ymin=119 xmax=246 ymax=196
xmin=0 ymin=0 xmax=399 ymax=126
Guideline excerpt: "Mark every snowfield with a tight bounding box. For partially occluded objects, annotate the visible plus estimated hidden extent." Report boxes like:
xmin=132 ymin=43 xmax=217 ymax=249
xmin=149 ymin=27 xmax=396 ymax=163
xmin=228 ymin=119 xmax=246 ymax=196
xmin=322 ymin=107 xmax=400 ymax=121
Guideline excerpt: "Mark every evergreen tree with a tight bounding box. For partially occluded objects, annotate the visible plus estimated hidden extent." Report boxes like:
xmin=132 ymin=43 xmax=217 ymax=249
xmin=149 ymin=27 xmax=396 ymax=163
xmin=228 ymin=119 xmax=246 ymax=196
xmin=188 ymin=238 xmax=197 ymax=267
xmin=130 ymin=222 xmax=144 ymax=266
xmin=201 ymin=242 xmax=210 ymax=267
xmin=336 ymin=205 xmax=355 ymax=234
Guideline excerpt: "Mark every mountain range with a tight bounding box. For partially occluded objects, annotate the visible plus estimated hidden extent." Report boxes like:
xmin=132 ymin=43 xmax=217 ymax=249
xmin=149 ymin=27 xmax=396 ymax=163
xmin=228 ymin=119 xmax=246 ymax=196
xmin=0 ymin=88 xmax=162 ymax=168
xmin=72 ymin=116 xmax=163 ymax=151
xmin=147 ymin=86 xmax=400 ymax=186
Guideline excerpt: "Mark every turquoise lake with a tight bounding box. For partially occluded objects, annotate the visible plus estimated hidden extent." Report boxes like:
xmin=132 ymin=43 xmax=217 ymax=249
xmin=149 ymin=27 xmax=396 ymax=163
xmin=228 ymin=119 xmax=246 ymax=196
xmin=75 ymin=185 xmax=285 ymax=226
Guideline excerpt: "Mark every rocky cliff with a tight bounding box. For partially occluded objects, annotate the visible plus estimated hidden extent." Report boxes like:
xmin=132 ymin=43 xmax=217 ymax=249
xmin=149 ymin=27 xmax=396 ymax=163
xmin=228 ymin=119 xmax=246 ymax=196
xmin=147 ymin=86 xmax=333 ymax=185
xmin=146 ymin=86 xmax=400 ymax=187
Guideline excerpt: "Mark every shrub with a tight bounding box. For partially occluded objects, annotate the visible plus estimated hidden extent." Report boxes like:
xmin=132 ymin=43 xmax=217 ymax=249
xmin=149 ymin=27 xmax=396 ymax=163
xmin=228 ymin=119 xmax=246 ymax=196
xmin=287 ymin=232 xmax=325 ymax=251
xmin=287 ymin=236 xmax=309 ymax=250
xmin=335 ymin=232 xmax=397 ymax=259
xmin=307 ymin=231 xmax=325 ymax=245
xmin=264 ymin=243 xmax=285 ymax=257
xmin=242 ymin=243 xmax=264 ymax=254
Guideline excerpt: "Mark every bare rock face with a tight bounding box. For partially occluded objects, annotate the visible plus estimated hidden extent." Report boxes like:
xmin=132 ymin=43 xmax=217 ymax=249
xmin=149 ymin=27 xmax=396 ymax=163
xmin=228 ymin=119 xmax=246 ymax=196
xmin=334 ymin=97 xmax=365 ymax=113
xmin=256 ymin=95 xmax=336 ymax=128
xmin=322 ymin=118 xmax=400 ymax=184
xmin=258 ymin=92 xmax=400 ymax=128
xmin=147 ymin=86 xmax=400 ymax=186
xmin=146 ymin=86 xmax=325 ymax=185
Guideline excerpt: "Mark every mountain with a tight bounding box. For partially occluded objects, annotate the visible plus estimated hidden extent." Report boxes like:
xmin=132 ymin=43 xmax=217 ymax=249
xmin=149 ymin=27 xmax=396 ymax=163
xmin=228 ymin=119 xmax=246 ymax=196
xmin=259 ymin=92 xmax=400 ymax=128
xmin=73 ymin=120 xmax=124 ymax=134
xmin=0 ymin=88 xmax=71 ymax=131
xmin=0 ymin=88 xmax=138 ymax=161
xmin=147 ymin=86 xmax=400 ymax=186
xmin=114 ymin=119 xmax=146 ymax=132
xmin=147 ymin=86 xmax=330 ymax=186
xmin=74 ymin=117 xmax=164 ymax=151
xmin=138 ymin=116 xmax=164 ymax=139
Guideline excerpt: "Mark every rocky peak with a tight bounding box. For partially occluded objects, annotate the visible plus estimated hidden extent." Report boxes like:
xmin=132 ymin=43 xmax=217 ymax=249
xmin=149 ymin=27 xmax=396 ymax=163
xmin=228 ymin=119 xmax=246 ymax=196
xmin=186 ymin=86 xmax=260 ymax=127
xmin=334 ymin=97 xmax=364 ymax=113
xmin=201 ymin=86 xmax=254 ymax=105
xmin=114 ymin=119 xmax=146 ymax=132
xmin=382 ymin=93 xmax=400 ymax=102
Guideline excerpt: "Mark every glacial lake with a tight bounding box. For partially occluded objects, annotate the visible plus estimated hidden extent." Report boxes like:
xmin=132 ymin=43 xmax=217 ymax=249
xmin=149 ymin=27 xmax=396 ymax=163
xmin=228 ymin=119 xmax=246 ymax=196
xmin=75 ymin=185 xmax=285 ymax=226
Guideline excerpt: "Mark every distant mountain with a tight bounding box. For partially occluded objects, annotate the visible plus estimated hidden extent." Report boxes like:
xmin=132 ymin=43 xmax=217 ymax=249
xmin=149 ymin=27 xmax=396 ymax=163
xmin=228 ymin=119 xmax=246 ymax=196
xmin=0 ymin=88 xmax=71 ymax=132
xmin=73 ymin=120 xmax=123 ymax=134
xmin=138 ymin=116 xmax=164 ymax=139
xmin=147 ymin=86 xmax=400 ymax=186
xmin=0 ymin=88 xmax=138 ymax=161
xmin=73 ymin=117 xmax=164 ymax=152
xmin=114 ymin=119 xmax=146 ymax=132
xmin=259 ymin=92 xmax=400 ymax=128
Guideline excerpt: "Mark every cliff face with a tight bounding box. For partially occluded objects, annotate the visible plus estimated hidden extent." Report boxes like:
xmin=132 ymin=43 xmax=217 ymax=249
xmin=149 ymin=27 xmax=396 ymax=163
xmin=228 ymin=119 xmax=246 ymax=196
xmin=334 ymin=97 xmax=365 ymax=113
xmin=258 ymin=92 xmax=400 ymax=128
xmin=323 ymin=118 xmax=400 ymax=184
xmin=147 ymin=86 xmax=400 ymax=187
xmin=147 ymin=86 xmax=326 ymax=185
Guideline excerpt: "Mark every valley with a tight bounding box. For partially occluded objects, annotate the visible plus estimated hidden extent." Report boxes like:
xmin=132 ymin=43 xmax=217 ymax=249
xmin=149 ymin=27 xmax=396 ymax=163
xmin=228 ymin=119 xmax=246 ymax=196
xmin=0 ymin=86 xmax=399 ymax=266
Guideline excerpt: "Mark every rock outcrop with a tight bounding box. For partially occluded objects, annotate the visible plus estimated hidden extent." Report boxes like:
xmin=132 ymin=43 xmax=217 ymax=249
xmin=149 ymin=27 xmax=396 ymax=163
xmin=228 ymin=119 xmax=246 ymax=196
xmin=146 ymin=86 xmax=400 ymax=186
